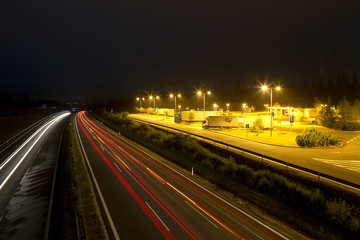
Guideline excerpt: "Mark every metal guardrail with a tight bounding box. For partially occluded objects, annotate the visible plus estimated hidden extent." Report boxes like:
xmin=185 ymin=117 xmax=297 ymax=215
xmin=129 ymin=117 xmax=360 ymax=190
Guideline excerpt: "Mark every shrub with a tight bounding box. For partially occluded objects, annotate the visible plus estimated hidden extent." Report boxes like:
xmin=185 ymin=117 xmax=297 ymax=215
xmin=326 ymin=198 xmax=352 ymax=225
xmin=296 ymin=128 xmax=338 ymax=147
xmin=189 ymin=110 xmax=195 ymax=122
xmin=251 ymin=117 xmax=265 ymax=136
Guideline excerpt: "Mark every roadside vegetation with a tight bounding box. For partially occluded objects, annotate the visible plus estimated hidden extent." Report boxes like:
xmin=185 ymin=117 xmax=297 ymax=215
xmin=296 ymin=128 xmax=339 ymax=147
xmin=250 ymin=117 xmax=265 ymax=136
xmin=51 ymin=115 xmax=109 ymax=240
xmin=95 ymin=110 xmax=360 ymax=240
xmin=317 ymin=98 xmax=360 ymax=131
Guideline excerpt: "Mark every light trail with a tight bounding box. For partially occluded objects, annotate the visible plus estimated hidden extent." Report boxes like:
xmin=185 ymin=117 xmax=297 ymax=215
xmin=77 ymin=111 xmax=287 ymax=240
xmin=78 ymin=113 xmax=177 ymax=240
xmin=0 ymin=112 xmax=70 ymax=191
xmin=78 ymin=112 xmax=244 ymax=239
xmin=80 ymin=113 xmax=253 ymax=238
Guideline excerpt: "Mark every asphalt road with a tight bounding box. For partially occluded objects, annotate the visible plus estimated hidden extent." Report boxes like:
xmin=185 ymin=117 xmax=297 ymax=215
xmin=76 ymin=111 xmax=298 ymax=240
xmin=129 ymin=115 xmax=360 ymax=188
xmin=0 ymin=112 xmax=70 ymax=239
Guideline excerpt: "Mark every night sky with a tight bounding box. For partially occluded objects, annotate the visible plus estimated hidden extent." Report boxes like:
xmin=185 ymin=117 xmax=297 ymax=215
xmin=1 ymin=1 xmax=359 ymax=102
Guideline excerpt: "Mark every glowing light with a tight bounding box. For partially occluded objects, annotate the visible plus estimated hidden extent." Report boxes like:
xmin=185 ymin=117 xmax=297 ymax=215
xmin=0 ymin=112 xmax=70 ymax=190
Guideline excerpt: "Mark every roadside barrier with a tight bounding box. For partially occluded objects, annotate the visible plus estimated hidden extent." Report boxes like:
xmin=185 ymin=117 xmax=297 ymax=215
xmin=129 ymin=117 xmax=360 ymax=191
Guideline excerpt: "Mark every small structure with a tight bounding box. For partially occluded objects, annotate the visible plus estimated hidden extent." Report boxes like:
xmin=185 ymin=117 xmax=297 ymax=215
xmin=267 ymin=104 xmax=316 ymax=120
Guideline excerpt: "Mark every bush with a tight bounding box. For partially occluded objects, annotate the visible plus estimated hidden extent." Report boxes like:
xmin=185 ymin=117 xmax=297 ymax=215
xmin=326 ymin=198 xmax=353 ymax=225
xmin=296 ymin=128 xmax=338 ymax=147
xmin=251 ymin=117 xmax=265 ymax=136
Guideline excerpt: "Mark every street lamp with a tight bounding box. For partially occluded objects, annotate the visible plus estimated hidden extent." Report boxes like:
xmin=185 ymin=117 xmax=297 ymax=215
xmin=242 ymin=103 xmax=248 ymax=114
xmin=170 ymin=93 xmax=181 ymax=114
xmin=136 ymin=97 xmax=145 ymax=109
xmin=197 ymin=90 xmax=211 ymax=120
xmin=261 ymin=85 xmax=281 ymax=137
xmin=136 ymin=97 xmax=141 ymax=108
xmin=226 ymin=103 xmax=230 ymax=111
xmin=213 ymin=103 xmax=218 ymax=111
xmin=178 ymin=105 xmax=181 ymax=112
xmin=149 ymin=95 xmax=160 ymax=110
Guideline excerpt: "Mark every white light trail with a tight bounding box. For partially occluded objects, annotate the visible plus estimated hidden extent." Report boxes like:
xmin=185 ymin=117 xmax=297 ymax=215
xmin=0 ymin=112 xmax=70 ymax=191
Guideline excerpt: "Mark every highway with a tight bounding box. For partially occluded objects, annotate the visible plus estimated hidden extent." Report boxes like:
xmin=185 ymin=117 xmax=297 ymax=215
xmin=0 ymin=112 xmax=70 ymax=239
xmin=129 ymin=115 xmax=360 ymax=188
xmin=76 ymin=111 xmax=295 ymax=240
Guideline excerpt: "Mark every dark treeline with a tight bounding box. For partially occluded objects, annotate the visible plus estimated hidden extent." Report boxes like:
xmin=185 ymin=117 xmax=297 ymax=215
xmin=0 ymin=92 xmax=76 ymax=116
xmin=229 ymin=73 xmax=360 ymax=110
xmin=129 ymin=73 xmax=360 ymax=112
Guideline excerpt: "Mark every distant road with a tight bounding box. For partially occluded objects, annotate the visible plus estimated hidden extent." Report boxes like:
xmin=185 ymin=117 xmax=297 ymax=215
xmin=76 ymin=111 xmax=294 ymax=240
xmin=129 ymin=114 xmax=360 ymax=188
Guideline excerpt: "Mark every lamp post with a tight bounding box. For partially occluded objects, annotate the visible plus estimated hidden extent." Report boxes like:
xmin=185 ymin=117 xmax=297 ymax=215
xmin=136 ymin=97 xmax=145 ymax=109
xmin=170 ymin=93 xmax=181 ymax=114
xmin=197 ymin=90 xmax=211 ymax=120
xmin=213 ymin=103 xmax=218 ymax=111
xmin=226 ymin=103 xmax=230 ymax=111
xmin=136 ymin=97 xmax=141 ymax=108
xmin=149 ymin=95 xmax=160 ymax=112
xmin=242 ymin=103 xmax=248 ymax=114
xmin=261 ymin=85 xmax=281 ymax=137
xmin=178 ymin=105 xmax=181 ymax=112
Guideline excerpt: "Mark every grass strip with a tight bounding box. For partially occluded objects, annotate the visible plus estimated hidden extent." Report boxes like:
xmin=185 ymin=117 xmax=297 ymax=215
xmin=50 ymin=115 xmax=109 ymax=240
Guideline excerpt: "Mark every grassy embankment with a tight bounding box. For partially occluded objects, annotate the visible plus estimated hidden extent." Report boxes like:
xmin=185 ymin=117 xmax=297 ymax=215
xmin=95 ymin=111 xmax=360 ymax=240
xmin=50 ymin=115 xmax=109 ymax=240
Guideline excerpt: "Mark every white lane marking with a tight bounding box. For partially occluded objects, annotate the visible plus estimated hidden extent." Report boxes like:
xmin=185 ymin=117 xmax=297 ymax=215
xmin=114 ymin=163 xmax=122 ymax=173
xmin=312 ymin=158 xmax=360 ymax=173
xmin=184 ymin=201 xmax=218 ymax=228
xmin=0 ymin=116 xmax=57 ymax=170
xmin=76 ymin=116 xmax=121 ymax=240
xmin=100 ymin=145 xmax=105 ymax=151
xmin=0 ymin=113 xmax=70 ymax=190
xmin=145 ymin=202 xmax=170 ymax=232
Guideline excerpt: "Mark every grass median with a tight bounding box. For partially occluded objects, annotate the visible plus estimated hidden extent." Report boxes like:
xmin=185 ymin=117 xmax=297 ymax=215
xmin=50 ymin=115 xmax=109 ymax=240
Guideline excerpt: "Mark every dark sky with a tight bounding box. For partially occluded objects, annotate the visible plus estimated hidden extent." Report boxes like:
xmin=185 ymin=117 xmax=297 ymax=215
xmin=1 ymin=0 xmax=359 ymax=102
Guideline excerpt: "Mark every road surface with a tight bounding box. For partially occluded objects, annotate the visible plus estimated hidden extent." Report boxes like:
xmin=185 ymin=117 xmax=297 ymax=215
xmin=0 ymin=112 xmax=70 ymax=239
xmin=76 ymin=111 xmax=301 ymax=240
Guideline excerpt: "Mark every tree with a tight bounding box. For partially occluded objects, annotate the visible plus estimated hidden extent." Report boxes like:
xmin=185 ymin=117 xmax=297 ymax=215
xmin=225 ymin=116 xmax=233 ymax=129
xmin=251 ymin=117 xmax=265 ymax=136
xmin=189 ymin=110 xmax=195 ymax=122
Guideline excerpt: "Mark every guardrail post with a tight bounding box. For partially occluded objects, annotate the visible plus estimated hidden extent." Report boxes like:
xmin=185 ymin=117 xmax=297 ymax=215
xmin=262 ymin=155 xmax=263 ymax=164
xmin=286 ymin=163 xmax=288 ymax=172
xmin=318 ymin=172 xmax=321 ymax=182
